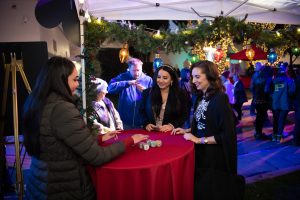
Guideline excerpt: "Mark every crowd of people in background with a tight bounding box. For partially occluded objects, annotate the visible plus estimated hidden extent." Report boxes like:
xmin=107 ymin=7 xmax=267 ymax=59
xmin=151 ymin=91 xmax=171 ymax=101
xmin=250 ymin=61 xmax=299 ymax=144
xmin=21 ymin=55 xmax=300 ymax=199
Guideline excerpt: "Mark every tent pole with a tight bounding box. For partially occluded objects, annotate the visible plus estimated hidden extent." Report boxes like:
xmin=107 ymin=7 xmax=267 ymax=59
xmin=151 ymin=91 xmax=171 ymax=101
xmin=80 ymin=17 xmax=87 ymax=123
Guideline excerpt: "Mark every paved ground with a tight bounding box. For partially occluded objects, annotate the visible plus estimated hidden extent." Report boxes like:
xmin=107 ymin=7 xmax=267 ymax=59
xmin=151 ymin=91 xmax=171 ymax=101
xmin=237 ymin=100 xmax=300 ymax=184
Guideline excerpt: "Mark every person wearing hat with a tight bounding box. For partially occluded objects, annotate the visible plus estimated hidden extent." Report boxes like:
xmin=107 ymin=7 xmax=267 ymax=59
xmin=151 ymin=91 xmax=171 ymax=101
xmin=91 ymin=78 xmax=123 ymax=134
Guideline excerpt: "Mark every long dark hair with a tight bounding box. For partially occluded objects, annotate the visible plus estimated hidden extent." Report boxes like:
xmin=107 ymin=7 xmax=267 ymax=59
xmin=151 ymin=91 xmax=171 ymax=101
xmin=190 ymin=60 xmax=224 ymax=98
xmin=151 ymin=65 xmax=180 ymax=117
xmin=22 ymin=56 xmax=76 ymax=157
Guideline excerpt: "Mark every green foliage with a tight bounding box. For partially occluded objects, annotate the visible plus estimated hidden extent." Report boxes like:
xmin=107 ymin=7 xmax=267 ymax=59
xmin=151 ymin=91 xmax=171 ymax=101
xmin=85 ymin=17 xmax=299 ymax=55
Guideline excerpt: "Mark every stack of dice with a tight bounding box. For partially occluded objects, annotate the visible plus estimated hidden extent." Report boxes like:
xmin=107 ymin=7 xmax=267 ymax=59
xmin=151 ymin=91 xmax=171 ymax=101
xmin=139 ymin=139 xmax=162 ymax=151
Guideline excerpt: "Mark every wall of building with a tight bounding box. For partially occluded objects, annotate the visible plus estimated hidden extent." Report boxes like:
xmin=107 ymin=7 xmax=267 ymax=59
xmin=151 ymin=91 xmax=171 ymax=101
xmin=0 ymin=0 xmax=72 ymax=57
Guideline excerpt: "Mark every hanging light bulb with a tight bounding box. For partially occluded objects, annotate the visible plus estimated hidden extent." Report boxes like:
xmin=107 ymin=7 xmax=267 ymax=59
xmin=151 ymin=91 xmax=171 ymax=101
xmin=203 ymin=46 xmax=216 ymax=62
xmin=267 ymin=48 xmax=277 ymax=64
xmin=245 ymin=45 xmax=255 ymax=61
xmin=119 ymin=43 xmax=129 ymax=63
xmin=153 ymin=53 xmax=163 ymax=71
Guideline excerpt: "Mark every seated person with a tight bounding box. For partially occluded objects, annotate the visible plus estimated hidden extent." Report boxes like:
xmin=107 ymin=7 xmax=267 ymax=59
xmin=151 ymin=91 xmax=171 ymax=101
xmin=140 ymin=64 xmax=190 ymax=132
xmin=91 ymin=78 xmax=123 ymax=134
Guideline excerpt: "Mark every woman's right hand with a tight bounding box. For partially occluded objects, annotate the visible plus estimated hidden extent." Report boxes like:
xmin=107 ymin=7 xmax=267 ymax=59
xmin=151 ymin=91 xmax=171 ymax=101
xmin=145 ymin=124 xmax=156 ymax=132
xmin=131 ymin=134 xmax=149 ymax=144
xmin=102 ymin=130 xmax=121 ymax=141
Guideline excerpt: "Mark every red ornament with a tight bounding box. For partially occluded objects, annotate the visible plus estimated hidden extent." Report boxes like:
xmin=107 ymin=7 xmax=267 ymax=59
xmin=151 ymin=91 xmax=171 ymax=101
xmin=214 ymin=49 xmax=224 ymax=62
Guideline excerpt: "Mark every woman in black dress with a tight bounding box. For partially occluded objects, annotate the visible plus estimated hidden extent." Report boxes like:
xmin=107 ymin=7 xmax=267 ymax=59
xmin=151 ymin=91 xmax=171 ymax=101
xmin=172 ymin=60 xmax=242 ymax=199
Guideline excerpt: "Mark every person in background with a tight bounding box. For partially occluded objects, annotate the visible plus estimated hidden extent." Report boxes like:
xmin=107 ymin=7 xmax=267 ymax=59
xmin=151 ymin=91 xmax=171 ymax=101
xmin=221 ymin=70 xmax=238 ymax=124
xmin=140 ymin=64 xmax=190 ymax=132
xmin=179 ymin=65 xmax=193 ymax=128
xmin=91 ymin=78 xmax=123 ymax=134
xmin=108 ymin=57 xmax=153 ymax=129
xmin=22 ymin=56 xmax=148 ymax=200
xmin=232 ymin=74 xmax=248 ymax=120
xmin=250 ymin=62 xmax=263 ymax=115
xmin=252 ymin=64 xmax=270 ymax=140
xmin=172 ymin=61 xmax=241 ymax=199
xmin=221 ymin=70 xmax=235 ymax=106
xmin=293 ymin=68 xmax=300 ymax=146
xmin=179 ymin=66 xmax=192 ymax=98
xmin=270 ymin=64 xmax=295 ymax=142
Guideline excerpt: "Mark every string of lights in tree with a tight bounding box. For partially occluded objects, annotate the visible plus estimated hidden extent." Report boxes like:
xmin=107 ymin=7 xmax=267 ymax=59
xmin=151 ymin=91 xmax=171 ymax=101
xmin=84 ymin=16 xmax=299 ymax=56
xmin=82 ymin=13 xmax=300 ymax=73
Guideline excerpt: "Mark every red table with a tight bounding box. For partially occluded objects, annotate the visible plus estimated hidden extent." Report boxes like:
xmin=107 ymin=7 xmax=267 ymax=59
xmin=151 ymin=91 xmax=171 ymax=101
xmin=89 ymin=129 xmax=195 ymax=200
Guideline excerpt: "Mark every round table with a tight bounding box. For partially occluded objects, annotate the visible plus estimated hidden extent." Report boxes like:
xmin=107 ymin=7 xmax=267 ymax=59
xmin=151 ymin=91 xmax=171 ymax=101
xmin=89 ymin=129 xmax=195 ymax=200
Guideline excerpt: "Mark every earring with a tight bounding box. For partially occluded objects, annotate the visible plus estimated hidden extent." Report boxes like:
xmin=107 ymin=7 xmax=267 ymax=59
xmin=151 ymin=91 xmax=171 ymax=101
xmin=171 ymin=82 xmax=173 ymax=86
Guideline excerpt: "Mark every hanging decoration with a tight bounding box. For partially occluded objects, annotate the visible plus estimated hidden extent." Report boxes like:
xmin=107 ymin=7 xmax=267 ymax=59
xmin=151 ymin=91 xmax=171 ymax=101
xmin=153 ymin=53 xmax=163 ymax=71
xmin=245 ymin=45 xmax=255 ymax=61
xmin=190 ymin=54 xmax=199 ymax=64
xmin=85 ymin=17 xmax=299 ymax=56
xmin=203 ymin=46 xmax=216 ymax=62
xmin=291 ymin=47 xmax=300 ymax=56
xmin=214 ymin=45 xmax=224 ymax=63
xmin=119 ymin=42 xmax=129 ymax=63
xmin=267 ymin=49 xmax=278 ymax=64
xmin=190 ymin=47 xmax=198 ymax=64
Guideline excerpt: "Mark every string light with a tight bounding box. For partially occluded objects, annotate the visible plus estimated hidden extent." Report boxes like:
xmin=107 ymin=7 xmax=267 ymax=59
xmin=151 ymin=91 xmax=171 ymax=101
xmin=245 ymin=45 xmax=255 ymax=60
xmin=119 ymin=43 xmax=129 ymax=63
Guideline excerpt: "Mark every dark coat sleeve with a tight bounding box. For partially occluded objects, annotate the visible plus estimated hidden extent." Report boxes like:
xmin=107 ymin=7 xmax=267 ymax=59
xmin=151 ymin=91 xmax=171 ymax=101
xmin=163 ymin=90 xmax=190 ymax=128
xmin=234 ymin=81 xmax=247 ymax=104
xmin=51 ymin=101 xmax=125 ymax=166
xmin=206 ymin=92 xmax=237 ymax=173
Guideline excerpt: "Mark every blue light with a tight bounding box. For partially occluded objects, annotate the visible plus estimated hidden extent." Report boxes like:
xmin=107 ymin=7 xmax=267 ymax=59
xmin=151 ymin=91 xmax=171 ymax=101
xmin=267 ymin=51 xmax=277 ymax=64
xmin=153 ymin=57 xmax=163 ymax=71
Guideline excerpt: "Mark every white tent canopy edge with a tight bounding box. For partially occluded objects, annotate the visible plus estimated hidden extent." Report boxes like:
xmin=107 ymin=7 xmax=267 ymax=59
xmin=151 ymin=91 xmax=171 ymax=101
xmin=79 ymin=0 xmax=300 ymax=24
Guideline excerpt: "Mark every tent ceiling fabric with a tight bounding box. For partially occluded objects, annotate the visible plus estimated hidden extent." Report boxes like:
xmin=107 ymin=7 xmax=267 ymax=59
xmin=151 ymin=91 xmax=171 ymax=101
xmin=83 ymin=0 xmax=300 ymax=24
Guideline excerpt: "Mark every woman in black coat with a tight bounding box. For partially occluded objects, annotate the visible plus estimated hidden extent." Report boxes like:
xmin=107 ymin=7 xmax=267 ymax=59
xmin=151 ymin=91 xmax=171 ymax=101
xmin=140 ymin=64 xmax=190 ymax=132
xmin=22 ymin=56 xmax=148 ymax=200
xmin=172 ymin=61 xmax=242 ymax=199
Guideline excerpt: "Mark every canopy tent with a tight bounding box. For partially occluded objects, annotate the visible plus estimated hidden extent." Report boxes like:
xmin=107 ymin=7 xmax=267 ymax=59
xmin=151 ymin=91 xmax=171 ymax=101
xmin=230 ymin=45 xmax=267 ymax=60
xmin=80 ymin=0 xmax=300 ymax=24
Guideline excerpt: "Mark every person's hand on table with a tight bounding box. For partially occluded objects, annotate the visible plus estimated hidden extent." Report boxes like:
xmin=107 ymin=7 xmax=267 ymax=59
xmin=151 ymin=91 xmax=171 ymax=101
xmin=171 ymin=128 xmax=191 ymax=135
xmin=131 ymin=134 xmax=149 ymax=144
xmin=160 ymin=124 xmax=174 ymax=132
xmin=183 ymin=133 xmax=198 ymax=143
xmin=145 ymin=124 xmax=157 ymax=132
xmin=102 ymin=130 xmax=122 ymax=141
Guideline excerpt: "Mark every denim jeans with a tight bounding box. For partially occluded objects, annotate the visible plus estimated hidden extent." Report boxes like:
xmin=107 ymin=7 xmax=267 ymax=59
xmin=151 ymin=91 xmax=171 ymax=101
xmin=272 ymin=109 xmax=289 ymax=137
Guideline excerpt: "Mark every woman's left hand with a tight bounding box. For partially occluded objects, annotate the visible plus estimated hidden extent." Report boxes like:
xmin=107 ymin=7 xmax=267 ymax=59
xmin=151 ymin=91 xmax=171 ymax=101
xmin=102 ymin=130 xmax=122 ymax=141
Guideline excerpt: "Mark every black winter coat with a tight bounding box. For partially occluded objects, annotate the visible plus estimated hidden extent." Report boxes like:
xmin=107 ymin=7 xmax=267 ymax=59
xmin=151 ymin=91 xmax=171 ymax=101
xmin=26 ymin=93 xmax=125 ymax=200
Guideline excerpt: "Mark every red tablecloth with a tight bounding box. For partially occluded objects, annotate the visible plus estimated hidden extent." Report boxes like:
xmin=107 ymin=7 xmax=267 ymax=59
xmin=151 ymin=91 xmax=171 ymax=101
xmin=88 ymin=129 xmax=195 ymax=200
